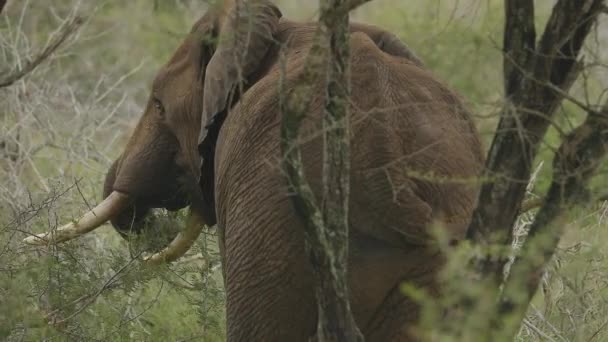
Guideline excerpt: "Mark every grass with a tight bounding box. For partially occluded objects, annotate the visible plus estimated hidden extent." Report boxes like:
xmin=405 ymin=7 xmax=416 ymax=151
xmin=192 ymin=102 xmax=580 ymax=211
xmin=1 ymin=0 xmax=607 ymax=341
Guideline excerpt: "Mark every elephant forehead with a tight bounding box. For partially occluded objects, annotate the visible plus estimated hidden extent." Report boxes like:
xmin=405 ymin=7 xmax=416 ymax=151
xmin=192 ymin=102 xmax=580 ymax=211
xmin=153 ymin=43 xmax=199 ymax=97
xmin=154 ymin=63 xmax=196 ymax=98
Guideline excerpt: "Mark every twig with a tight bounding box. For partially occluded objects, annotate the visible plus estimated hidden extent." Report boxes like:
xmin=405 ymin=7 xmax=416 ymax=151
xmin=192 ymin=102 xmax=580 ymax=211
xmin=46 ymin=253 xmax=142 ymax=326
xmin=0 ymin=14 xmax=85 ymax=88
xmin=522 ymin=319 xmax=557 ymax=342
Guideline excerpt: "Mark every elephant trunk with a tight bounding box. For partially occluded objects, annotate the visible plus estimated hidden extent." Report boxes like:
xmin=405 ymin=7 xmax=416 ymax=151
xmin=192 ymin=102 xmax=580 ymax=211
xmin=23 ymin=155 xmax=203 ymax=263
xmin=111 ymin=116 xmax=183 ymax=203
xmin=23 ymin=108 xmax=204 ymax=262
xmin=102 ymin=157 xmax=153 ymax=238
xmin=104 ymin=154 xmax=205 ymax=262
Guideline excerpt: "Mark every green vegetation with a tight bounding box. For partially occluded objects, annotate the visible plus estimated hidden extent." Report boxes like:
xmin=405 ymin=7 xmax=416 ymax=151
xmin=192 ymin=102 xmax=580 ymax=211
xmin=1 ymin=0 xmax=606 ymax=340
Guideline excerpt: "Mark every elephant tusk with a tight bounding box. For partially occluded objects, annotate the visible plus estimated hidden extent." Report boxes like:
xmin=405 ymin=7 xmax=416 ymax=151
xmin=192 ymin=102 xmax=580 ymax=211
xmin=143 ymin=209 xmax=205 ymax=264
xmin=22 ymin=191 xmax=131 ymax=245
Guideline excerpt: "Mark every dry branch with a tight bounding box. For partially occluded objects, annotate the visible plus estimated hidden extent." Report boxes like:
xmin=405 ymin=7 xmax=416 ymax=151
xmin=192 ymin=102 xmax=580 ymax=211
xmin=0 ymin=14 xmax=85 ymax=88
xmin=519 ymin=191 xmax=608 ymax=213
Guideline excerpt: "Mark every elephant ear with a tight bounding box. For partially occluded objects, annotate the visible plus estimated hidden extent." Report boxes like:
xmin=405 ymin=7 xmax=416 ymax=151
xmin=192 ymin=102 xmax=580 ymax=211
xmin=201 ymin=1 xmax=281 ymax=128
xmin=351 ymin=23 xmax=425 ymax=67
xmin=373 ymin=31 xmax=424 ymax=67
xmin=197 ymin=0 xmax=282 ymax=223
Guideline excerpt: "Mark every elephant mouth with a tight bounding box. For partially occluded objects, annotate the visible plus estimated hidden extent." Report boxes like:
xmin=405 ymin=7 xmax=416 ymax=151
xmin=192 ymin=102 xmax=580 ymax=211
xmin=22 ymin=187 xmax=206 ymax=264
xmin=108 ymin=190 xmax=191 ymax=248
xmin=141 ymin=191 xmax=189 ymax=209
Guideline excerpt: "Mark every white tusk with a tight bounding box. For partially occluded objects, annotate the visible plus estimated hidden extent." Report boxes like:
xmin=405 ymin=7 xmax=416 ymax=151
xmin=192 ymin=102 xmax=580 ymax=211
xmin=144 ymin=210 xmax=205 ymax=264
xmin=23 ymin=191 xmax=131 ymax=245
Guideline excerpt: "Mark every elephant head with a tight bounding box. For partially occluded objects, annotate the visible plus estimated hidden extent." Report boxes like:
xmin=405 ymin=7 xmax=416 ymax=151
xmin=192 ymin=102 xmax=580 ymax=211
xmin=23 ymin=0 xmax=282 ymax=262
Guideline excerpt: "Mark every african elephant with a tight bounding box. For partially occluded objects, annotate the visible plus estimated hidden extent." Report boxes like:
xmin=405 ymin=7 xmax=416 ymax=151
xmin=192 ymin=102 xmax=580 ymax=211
xmin=24 ymin=0 xmax=484 ymax=340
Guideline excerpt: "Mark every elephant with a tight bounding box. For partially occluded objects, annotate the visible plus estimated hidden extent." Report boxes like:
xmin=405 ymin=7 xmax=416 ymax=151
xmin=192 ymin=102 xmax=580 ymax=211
xmin=24 ymin=0 xmax=485 ymax=340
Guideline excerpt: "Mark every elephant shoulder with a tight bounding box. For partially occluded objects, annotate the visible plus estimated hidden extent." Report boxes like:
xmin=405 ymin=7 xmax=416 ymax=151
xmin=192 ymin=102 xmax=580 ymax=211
xmin=273 ymin=19 xmax=423 ymax=67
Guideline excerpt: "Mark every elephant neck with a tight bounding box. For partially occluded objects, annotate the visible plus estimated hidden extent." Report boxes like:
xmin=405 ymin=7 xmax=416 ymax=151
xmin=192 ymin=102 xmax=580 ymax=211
xmin=197 ymin=79 xmax=263 ymax=226
xmin=197 ymin=40 xmax=281 ymax=226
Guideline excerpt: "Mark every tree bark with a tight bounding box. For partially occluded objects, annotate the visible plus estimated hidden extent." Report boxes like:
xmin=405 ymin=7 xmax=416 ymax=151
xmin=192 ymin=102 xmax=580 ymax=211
xmin=313 ymin=0 xmax=363 ymax=340
xmin=280 ymin=0 xmax=368 ymax=340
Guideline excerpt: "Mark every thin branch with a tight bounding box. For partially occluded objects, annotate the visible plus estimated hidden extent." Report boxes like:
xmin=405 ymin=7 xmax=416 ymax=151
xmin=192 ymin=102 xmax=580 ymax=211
xmin=0 ymin=14 xmax=85 ymax=88
xmin=519 ymin=191 xmax=608 ymax=213
xmin=45 ymin=253 xmax=143 ymax=326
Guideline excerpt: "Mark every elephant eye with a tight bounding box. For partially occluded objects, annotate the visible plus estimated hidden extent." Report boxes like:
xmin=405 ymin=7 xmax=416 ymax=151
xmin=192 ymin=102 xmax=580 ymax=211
xmin=153 ymin=98 xmax=165 ymax=115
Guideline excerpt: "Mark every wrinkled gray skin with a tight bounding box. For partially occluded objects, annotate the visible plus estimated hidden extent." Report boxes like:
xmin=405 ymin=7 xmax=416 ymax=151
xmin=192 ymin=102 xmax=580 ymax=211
xmin=103 ymin=1 xmax=484 ymax=341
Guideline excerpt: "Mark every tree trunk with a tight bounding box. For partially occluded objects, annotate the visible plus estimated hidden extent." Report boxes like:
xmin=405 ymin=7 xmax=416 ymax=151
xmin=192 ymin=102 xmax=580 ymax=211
xmin=495 ymin=102 xmax=608 ymax=340
xmin=457 ymin=0 xmax=606 ymax=339
xmin=466 ymin=0 xmax=605 ymax=287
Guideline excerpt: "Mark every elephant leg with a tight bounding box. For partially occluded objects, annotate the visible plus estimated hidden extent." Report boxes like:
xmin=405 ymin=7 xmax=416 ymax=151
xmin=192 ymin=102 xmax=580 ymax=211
xmin=347 ymin=233 xmax=443 ymax=341
xmin=220 ymin=194 xmax=317 ymax=342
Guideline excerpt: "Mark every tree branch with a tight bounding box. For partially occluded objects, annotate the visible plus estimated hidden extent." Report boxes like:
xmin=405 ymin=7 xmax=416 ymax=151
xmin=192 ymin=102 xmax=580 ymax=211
xmin=465 ymin=0 xmax=604 ymax=281
xmin=495 ymin=100 xmax=608 ymax=340
xmin=519 ymin=191 xmax=608 ymax=213
xmin=0 ymin=14 xmax=85 ymax=88
xmin=280 ymin=0 xmax=364 ymax=340
xmin=503 ymin=0 xmax=536 ymax=96
xmin=0 ymin=0 xmax=7 ymax=15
